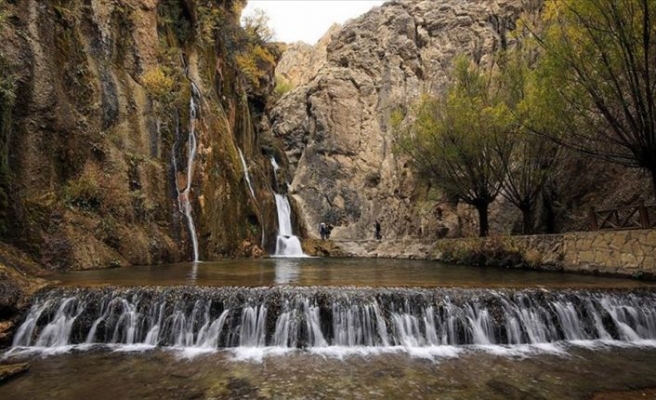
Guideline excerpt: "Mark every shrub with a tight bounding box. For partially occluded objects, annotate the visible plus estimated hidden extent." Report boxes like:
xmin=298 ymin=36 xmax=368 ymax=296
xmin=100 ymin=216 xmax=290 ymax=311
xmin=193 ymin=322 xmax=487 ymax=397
xmin=142 ymin=67 xmax=175 ymax=102
xmin=275 ymin=75 xmax=293 ymax=97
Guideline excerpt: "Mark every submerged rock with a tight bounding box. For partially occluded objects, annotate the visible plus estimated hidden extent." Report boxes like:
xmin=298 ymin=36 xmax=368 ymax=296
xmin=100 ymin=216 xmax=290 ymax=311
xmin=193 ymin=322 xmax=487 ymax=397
xmin=0 ymin=362 xmax=29 ymax=383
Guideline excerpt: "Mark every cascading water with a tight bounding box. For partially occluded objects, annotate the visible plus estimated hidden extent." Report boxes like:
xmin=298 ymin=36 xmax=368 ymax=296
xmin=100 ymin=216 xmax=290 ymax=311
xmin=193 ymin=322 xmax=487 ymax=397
xmin=270 ymin=157 xmax=306 ymax=257
xmin=273 ymin=194 xmax=305 ymax=257
xmin=238 ymin=148 xmax=265 ymax=248
xmin=173 ymin=83 xmax=200 ymax=262
xmin=238 ymin=148 xmax=256 ymax=201
xmin=271 ymin=157 xmax=280 ymax=190
xmin=10 ymin=287 xmax=656 ymax=357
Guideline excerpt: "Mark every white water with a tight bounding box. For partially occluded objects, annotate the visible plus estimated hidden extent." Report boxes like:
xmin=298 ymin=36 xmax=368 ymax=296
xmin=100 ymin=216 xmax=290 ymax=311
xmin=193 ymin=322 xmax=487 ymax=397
xmin=273 ymin=194 xmax=306 ymax=257
xmin=238 ymin=148 xmax=266 ymax=248
xmin=238 ymin=148 xmax=257 ymax=200
xmin=270 ymin=157 xmax=280 ymax=173
xmin=10 ymin=288 xmax=656 ymax=363
xmin=174 ymin=83 xmax=200 ymax=262
xmin=270 ymin=156 xmax=305 ymax=257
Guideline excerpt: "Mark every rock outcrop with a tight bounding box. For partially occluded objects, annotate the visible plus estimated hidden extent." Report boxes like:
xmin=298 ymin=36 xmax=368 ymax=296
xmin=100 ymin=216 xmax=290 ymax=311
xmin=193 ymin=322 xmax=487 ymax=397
xmin=0 ymin=243 xmax=49 ymax=346
xmin=275 ymin=23 xmax=340 ymax=88
xmin=273 ymin=0 xmax=535 ymax=240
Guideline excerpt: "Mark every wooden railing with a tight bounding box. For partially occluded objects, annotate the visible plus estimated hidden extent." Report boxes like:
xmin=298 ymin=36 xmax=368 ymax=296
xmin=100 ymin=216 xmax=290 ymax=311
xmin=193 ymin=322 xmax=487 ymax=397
xmin=589 ymin=203 xmax=656 ymax=230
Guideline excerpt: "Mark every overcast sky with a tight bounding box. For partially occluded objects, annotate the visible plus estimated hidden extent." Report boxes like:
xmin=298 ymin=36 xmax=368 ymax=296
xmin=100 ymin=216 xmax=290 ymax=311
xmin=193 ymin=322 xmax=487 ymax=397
xmin=242 ymin=0 xmax=386 ymax=45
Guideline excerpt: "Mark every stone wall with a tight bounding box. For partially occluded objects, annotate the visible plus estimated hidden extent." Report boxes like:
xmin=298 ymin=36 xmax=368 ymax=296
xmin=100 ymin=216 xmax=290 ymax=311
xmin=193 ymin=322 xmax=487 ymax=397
xmin=326 ymin=229 xmax=656 ymax=279
xmin=560 ymin=230 xmax=656 ymax=277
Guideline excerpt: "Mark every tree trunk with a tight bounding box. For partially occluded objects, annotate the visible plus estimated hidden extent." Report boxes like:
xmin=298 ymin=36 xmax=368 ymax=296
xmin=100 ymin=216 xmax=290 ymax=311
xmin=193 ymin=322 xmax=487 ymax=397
xmin=520 ymin=204 xmax=534 ymax=235
xmin=475 ymin=202 xmax=490 ymax=237
xmin=651 ymin=166 xmax=656 ymax=205
xmin=540 ymin=183 xmax=556 ymax=234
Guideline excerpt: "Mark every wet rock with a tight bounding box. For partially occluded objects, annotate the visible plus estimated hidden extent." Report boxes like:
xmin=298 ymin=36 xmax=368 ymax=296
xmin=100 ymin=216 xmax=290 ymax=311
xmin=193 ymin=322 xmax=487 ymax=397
xmin=486 ymin=379 xmax=546 ymax=400
xmin=0 ymin=363 xmax=29 ymax=383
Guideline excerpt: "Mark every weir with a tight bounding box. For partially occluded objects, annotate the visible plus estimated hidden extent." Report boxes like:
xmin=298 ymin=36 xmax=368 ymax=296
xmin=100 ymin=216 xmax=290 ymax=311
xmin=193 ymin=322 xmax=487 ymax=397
xmin=11 ymin=286 xmax=656 ymax=352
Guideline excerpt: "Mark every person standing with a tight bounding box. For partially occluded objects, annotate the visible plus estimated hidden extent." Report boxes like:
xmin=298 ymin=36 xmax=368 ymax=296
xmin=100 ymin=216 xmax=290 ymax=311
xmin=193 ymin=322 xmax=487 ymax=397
xmin=374 ymin=220 xmax=381 ymax=240
xmin=319 ymin=222 xmax=327 ymax=240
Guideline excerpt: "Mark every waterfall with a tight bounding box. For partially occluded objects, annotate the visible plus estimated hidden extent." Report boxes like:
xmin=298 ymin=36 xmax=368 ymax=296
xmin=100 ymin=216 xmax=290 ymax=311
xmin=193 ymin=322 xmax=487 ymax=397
xmin=11 ymin=287 xmax=656 ymax=355
xmin=173 ymin=83 xmax=200 ymax=262
xmin=270 ymin=157 xmax=305 ymax=257
xmin=273 ymin=194 xmax=305 ymax=257
xmin=239 ymin=148 xmax=265 ymax=248
xmin=238 ymin=148 xmax=256 ymax=201
xmin=270 ymin=157 xmax=280 ymax=196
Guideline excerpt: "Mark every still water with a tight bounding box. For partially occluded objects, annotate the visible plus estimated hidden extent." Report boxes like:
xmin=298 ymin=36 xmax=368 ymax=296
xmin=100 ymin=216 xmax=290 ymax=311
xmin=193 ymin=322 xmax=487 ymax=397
xmin=49 ymin=257 xmax=655 ymax=289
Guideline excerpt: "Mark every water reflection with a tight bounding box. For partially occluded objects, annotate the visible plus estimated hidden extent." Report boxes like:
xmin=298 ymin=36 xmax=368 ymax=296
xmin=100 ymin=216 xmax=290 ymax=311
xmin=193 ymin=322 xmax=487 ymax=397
xmin=49 ymin=258 xmax=656 ymax=289
xmin=188 ymin=261 xmax=200 ymax=282
xmin=273 ymin=258 xmax=301 ymax=284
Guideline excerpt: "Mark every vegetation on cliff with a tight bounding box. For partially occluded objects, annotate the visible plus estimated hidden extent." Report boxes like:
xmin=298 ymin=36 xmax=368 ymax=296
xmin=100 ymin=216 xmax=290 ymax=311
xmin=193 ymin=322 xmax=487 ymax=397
xmin=0 ymin=0 xmax=285 ymax=270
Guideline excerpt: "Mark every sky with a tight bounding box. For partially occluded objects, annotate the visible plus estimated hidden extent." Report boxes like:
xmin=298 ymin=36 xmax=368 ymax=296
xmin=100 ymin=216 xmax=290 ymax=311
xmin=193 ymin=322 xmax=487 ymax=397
xmin=242 ymin=0 xmax=387 ymax=45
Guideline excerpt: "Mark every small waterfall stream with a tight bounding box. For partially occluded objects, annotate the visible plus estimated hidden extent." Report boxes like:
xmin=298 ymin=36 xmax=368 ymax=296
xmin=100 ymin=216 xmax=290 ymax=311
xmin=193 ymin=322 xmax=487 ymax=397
xmin=11 ymin=287 xmax=656 ymax=356
xmin=173 ymin=83 xmax=200 ymax=262
xmin=238 ymin=148 xmax=266 ymax=248
xmin=238 ymin=148 xmax=256 ymax=201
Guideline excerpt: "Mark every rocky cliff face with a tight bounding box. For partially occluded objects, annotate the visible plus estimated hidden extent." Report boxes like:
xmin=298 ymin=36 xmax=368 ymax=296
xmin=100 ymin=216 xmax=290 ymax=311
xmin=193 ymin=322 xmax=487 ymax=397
xmin=0 ymin=0 xmax=285 ymax=269
xmin=275 ymin=23 xmax=340 ymax=88
xmin=273 ymin=0 xmax=537 ymax=240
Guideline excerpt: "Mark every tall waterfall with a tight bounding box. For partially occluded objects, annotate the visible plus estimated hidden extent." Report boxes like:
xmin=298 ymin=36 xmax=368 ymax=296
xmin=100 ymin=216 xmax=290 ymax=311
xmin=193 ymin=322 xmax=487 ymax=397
xmin=11 ymin=287 xmax=656 ymax=356
xmin=173 ymin=83 xmax=200 ymax=262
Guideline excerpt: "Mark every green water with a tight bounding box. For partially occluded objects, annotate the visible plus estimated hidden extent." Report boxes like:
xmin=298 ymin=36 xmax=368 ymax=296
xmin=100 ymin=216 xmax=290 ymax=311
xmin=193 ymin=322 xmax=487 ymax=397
xmin=49 ymin=258 xmax=654 ymax=289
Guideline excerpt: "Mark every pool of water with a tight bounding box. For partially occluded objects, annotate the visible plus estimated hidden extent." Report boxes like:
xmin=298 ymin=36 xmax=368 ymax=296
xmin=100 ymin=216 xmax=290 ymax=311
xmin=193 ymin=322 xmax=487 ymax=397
xmin=49 ymin=258 xmax=654 ymax=289
xmin=6 ymin=258 xmax=656 ymax=399
xmin=2 ymin=345 xmax=656 ymax=399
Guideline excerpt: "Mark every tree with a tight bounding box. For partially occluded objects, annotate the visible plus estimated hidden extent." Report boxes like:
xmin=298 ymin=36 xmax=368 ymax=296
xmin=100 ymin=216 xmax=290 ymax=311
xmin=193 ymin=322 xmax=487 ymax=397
xmin=532 ymin=0 xmax=656 ymax=201
xmin=495 ymin=50 xmax=561 ymax=234
xmin=393 ymin=57 xmax=513 ymax=237
xmin=241 ymin=8 xmax=275 ymax=43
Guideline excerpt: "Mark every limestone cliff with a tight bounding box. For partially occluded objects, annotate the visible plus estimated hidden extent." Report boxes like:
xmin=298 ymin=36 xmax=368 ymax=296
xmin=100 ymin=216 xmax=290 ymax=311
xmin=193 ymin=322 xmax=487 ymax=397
xmin=0 ymin=0 xmax=285 ymax=269
xmin=273 ymin=0 xmax=653 ymax=241
xmin=275 ymin=23 xmax=340 ymax=88
xmin=273 ymin=0 xmax=537 ymax=240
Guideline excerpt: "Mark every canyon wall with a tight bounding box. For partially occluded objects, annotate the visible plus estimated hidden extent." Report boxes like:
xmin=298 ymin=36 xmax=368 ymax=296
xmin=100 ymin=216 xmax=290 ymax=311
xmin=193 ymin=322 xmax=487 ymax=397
xmin=272 ymin=0 xmax=537 ymax=241
xmin=273 ymin=0 xmax=654 ymax=241
xmin=0 ymin=0 xmax=286 ymax=270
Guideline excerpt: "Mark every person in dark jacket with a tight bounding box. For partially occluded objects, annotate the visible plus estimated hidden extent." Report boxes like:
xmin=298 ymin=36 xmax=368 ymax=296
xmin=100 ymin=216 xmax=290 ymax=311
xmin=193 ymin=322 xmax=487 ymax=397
xmin=319 ymin=222 xmax=327 ymax=240
xmin=374 ymin=220 xmax=381 ymax=240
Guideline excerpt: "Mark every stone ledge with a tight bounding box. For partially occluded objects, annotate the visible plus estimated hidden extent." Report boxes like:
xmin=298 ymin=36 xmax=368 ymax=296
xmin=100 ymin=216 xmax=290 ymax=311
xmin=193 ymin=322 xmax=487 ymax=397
xmin=319 ymin=229 xmax=656 ymax=279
